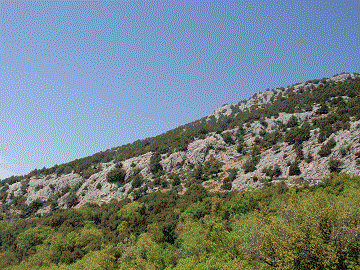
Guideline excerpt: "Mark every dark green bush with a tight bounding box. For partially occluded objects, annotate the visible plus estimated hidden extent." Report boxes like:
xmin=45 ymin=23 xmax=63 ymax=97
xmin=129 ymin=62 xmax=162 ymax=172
xmin=329 ymin=159 xmax=343 ymax=173
xmin=65 ymin=192 xmax=79 ymax=208
xmin=221 ymin=169 xmax=238 ymax=190
xmin=289 ymin=162 xmax=301 ymax=176
xmin=287 ymin=116 xmax=299 ymax=128
xmin=243 ymin=157 xmax=259 ymax=173
xmin=106 ymin=167 xmax=127 ymax=184
xmin=319 ymin=138 xmax=336 ymax=157
xmin=285 ymin=123 xmax=311 ymax=145
xmin=131 ymin=174 xmax=144 ymax=189
xmin=150 ymin=153 xmax=163 ymax=175
xmin=222 ymin=133 xmax=235 ymax=145
xmin=262 ymin=164 xmax=282 ymax=179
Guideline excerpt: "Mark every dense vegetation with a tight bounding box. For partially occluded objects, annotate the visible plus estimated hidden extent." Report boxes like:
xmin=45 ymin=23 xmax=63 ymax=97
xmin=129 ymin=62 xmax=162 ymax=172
xmin=0 ymin=174 xmax=360 ymax=269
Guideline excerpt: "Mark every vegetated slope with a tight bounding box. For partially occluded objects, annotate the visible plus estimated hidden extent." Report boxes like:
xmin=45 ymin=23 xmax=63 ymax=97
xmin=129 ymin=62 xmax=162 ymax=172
xmin=1 ymin=73 xmax=360 ymax=216
xmin=1 ymin=174 xmax=360 ymax=269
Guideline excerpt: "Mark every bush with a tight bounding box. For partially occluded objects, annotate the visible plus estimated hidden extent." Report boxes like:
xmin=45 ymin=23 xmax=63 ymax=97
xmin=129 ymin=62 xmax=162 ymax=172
xmin=294 ymin=143 xmax=304 ymax=160
xmin=289 ymin=162 xmax=301 ymax=176
xmin=106 ymin=167 xmax=127 ymax=184
xmin=131 ymin=174 xmax=144 ymax=189
xmin=243 ymin=157 xmax=259 ymax=173
xmin=65 ymin=192 xmax=79 ymax=208
xmin=82 ymin=167 xmax=100 ymax=179
xmin=237 ymin=141 xmax=246 ymax=154
xmin=150 ymin=153 xmax=163 ymax=175
xmin=287 ymin=116 xmax=299 ymax=128
xmin=319 ymin=138 xmax=336 ymax=157
xmin=262 ymin=164 xmax=282 ymax=179
xmin=305 ymin=153 xmax=313 ymax=163
xmin=222 ymin=133 xmax=235 ymax=145
xmin=285 ymin=123 xmax=311 ymax=145
xmin=221 ymin=169 xmax=237 ymax=190
xmin=35 ymin=185 xmax=44 ymax=192
xmin=329 ymin=159 xmax=343 ymax=173
xmin=316 ymin=103 xmax=329 ymax=114
xmin=170 ymin=174 xmax=181 ymax=186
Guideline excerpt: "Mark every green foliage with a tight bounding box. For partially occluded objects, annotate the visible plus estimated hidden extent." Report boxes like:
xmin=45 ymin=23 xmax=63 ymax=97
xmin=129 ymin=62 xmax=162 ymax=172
xmin=316 ymin=102 xmax=329 ymax=114
xmin=81 ymin=166 xmax=100 ymax=179
xmin=65 ymin=192 xmax=79 ymax=208
xmin=2 ymin=174 xmax=360 ymax=269
xmin=286 ymin=115 xmax=299 ymax=128
xmin=243 ymin=156 xmax=259 ymax=173
xmin=262 ymin=164 xmax=282 ymax=179
xmin=285 ymin=122 xmax=311 ymax=145
xmin=329 ymin=159 xmax=343 ymax=173
xmin=221 ymin=169 xmax=237 ymax=190
xmin=96 ymin=183 xmax=102 ymax=190
xmin=305 ymin=152 xmax=313 ymax=163
xmin=106 ymin=166 xmax=126 ymax=184
xmin=294 ymin=142 xmax=304 ymax=160
xmin=150 ymin=152 xmax=163 ymax=175
xmin=289 ymin=161 xmax=301 ymax=176
xmin=222 ymin=133 xmax=235 ymax=145
xmin=236 ymin=136 xmax=246 ymax=154
xmin=189 ymin=157 xmax=223 ymax=184
xmin=319 ymin=137 xmax=336 ymax=157
xmin=170 ymin=174 xmax=181 ymax=186
xmin=131 ymin=174 xmax=144 ymax=189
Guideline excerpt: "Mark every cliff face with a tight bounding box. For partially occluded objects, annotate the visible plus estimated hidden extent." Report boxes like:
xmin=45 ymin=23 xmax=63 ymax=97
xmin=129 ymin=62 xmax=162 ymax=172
xmin=1 ymin=73 xmax=360 ymax=214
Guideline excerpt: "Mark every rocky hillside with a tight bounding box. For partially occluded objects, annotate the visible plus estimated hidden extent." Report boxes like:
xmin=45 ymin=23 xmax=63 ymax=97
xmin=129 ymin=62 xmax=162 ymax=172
xmin=1 ymin=73 xmax=360 ymax=216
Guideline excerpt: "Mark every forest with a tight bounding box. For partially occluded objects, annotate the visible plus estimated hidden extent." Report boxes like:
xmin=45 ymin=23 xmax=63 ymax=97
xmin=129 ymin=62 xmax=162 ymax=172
xmin=1 ymin=173 xmax=360 ymax=269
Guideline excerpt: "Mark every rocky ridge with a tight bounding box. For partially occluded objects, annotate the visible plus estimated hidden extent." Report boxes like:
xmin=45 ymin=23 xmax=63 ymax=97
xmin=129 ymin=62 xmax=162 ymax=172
xmin=1 ymin=73 xmax=360 ymax=214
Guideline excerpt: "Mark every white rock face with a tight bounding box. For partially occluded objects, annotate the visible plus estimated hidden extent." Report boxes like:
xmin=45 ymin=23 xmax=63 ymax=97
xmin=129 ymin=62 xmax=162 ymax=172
xmin=186 ymin=135 xmax=226 ymax=165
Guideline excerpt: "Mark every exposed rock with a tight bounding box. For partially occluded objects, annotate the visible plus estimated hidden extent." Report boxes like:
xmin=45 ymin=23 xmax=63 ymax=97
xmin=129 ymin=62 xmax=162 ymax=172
xmin=1 ymin=73 xmax=359 ymax=214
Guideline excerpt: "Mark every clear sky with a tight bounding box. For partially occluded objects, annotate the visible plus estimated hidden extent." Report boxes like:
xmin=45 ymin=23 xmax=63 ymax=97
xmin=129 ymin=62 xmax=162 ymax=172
xmin=0 ymin=1 xmax=359 ymax=179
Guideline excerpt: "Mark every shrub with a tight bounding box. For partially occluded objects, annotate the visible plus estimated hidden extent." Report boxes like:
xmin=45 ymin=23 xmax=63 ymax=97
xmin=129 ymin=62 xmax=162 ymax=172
xmin=131 ymin=174 xmax=144 ymax=189
xmin=82 ymin=167 xmax=100 ymax=179
xmin=294 ymin=143 xmax=304 ymax=160
xmin=319 ymin=138 xmax=336 ymax=157
xmin=65 ymin=192 xmax=79 ymax=208
xmin=221 ymin=169 xmax=237 ymax=190
xmin=222 ymin=133 xmax=235 ymax=145
xmin=329 ymin=159 xmax=343 ymax=173
xmin=60 ymin=185 xmax=71 ymax=196
xmin=316 ymin=103 xmax=329 ymax=115
xmin=35 ymin=185 xmax=44 ymax=192
xmin=262 ymin=164 xmax=282 ymax=179
xmin=285 ymin=123 xmax=311 ymax=145
xmin=170 ymin=174 xmax=181 ymax=186
xmin=287 ymin=116 xmax=299 ymax=128
xmin=243 ymin=157 xmax=259 ymax=173
xmin=289 ymin=162 xmax=301 ymax=176
xmin=340 ymin=147 xmax=347 ymax=157
xmin=305 ymin=153 xmax=313 ymax=163
xmin=150 ymin=153 xmax=163 ymax=175
xmin=106 ymin=167 xmax=127 ymax=184
xmin=237 ymin=141 xmax=246 ymax=154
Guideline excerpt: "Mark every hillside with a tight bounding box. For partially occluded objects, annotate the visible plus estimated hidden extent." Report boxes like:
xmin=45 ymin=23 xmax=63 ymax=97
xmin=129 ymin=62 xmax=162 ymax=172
xmin=0 ymin=72 xmax=360 ymax=216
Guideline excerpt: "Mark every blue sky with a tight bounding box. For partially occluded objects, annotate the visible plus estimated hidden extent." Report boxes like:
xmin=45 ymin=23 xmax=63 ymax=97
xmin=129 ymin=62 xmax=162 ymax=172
xmin=0 ymin=1 xmax=359 ymax=179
